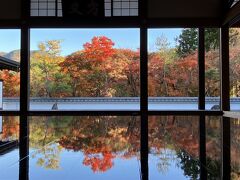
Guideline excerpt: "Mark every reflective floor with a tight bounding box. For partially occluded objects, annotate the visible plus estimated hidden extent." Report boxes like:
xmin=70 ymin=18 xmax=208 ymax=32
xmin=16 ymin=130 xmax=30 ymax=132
xmin=0 ymin=116 xmax=239 ymax=180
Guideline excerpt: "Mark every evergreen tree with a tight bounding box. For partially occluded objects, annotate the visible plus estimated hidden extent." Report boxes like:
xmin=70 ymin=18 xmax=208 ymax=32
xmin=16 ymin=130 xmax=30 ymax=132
xmin=176 ymin=28 xmax=198 ymax=57
xmin=176 ymin=28 xmax=240 ymax=57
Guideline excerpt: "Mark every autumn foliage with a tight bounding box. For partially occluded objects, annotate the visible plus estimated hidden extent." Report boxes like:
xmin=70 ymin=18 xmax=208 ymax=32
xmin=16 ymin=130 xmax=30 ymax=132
xmin=0 ymin=70 xmax=20 ymax=97
xmin=83 ymin=36 xmax=115 ymax=62
xmin=59 ymin=37 xmax=140 ymax=97
xmin=148 ymin=52 xmax=198 ymax=96
xmin=0 ymin=32 xmax=240 ymax=98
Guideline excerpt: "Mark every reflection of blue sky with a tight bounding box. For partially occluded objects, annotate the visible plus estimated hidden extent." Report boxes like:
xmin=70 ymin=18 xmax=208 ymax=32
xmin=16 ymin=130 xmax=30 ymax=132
xmin=29 ymin=147 xmax=189 ymax=180
xmin=0 ymin=28 xmax=182 ymax=56
xmin=149 ymin=149 xmax=189 ymax=180
xmin=0 ymin=146 xmax=191 ymax=180
xmin=30 ymin=150 xmax=141 ymax=180
xmin=0 ymin=149 xmax=19 ymax=180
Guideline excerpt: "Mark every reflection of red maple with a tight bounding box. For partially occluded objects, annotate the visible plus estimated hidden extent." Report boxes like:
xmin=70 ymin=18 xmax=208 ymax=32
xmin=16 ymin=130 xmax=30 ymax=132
xmin=83 ymin=152 xmax=115 ymax=172
xmin=59 ymin=136 xmax=117 ymax=173
xmin=59 ymin=138 xmax=116 ymax=172
xmin=170 ymin=127 xmax=199 ymax=158
xmin=58 ymin=117 xmax=140 ymax=173
xmin=149 ymin=116 xmax=200 ymax=158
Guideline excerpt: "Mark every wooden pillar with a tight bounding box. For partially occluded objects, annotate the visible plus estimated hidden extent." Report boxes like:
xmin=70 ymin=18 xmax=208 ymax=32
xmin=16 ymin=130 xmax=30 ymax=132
xmin=140 ymin=0 xmax=148 ymax=178
xmin=20 ymin=26 xmax=30 ymax=114
xmin=19 ymin=115 xmax=29 ymax=180
xmin=198 ymin=28 xmax=205 ymax=110
xmin=220 ymin=27 xmax=230 ymax=111
xmin=220 ymin=27 xmax=231 ymax=180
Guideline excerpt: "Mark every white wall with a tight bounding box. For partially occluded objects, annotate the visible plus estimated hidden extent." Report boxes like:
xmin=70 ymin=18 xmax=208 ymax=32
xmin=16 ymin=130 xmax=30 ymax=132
xmin=0 ymin=0 xmax=21 ymax=19
xmin=148 ymin=0 xmax=221 ymax=18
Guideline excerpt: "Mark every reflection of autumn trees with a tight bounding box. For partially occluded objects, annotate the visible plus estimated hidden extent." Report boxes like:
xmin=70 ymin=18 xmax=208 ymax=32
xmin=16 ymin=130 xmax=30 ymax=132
xmin=231 ymin=118 xmax=240 ymax=179
xmin=205 ymin=116 xmax=222 ymax=179
xmin=148 ymin=116 xmax=239 ymax=179
xmin=0 ymin=116 xmax=19 ymax=141
xmin=28 ymin=115 xmax=238 ymax=176
xmin=58 ymin=116 xmax=140 ymax=172
xmin=28 ymin=116 xmax=141 ymax=172
xmin=29 ymin=116 xmax=68 ymax=170
xmin=205 ymin=117 xmax=240 ymax=180
xmin=149 ymin=116 xmax=239 ymax=180
xmin=148 ymin=116 xmax=200 ymax=178
xmin=2 ymin=116 xmax=237 ymax=176
xmin=149 ymin=116 xmax=199 ymax=157
xmin=32 ymin=143 xmax=62 ymax=170
xmin=83 ymin=152 xmax=115 ymax=172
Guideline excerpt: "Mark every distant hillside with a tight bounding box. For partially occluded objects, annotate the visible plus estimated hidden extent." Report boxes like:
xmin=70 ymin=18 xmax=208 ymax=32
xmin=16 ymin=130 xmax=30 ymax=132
xmin=3 ymin=50 xmax=20 ymax=62
xmin=1 ymin=49 xmax=66 ymax=63
xmin=0 ymin=52 xmax=7 ymax=57
xmin=0 ymin=50 xmax=40 ymax=62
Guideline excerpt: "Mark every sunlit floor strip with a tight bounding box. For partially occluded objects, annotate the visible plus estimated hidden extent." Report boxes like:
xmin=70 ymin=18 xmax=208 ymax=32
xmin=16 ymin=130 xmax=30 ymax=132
xmin=223 ymin=111 xmax=240 ymax=119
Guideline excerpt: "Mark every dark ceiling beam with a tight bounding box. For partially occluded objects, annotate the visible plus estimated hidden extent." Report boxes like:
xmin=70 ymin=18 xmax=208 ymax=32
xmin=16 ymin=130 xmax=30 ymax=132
xmin=146 ymin=18 xmax=221 ymax=28
xmin=25 ymin=17 xmax=221 ymax=28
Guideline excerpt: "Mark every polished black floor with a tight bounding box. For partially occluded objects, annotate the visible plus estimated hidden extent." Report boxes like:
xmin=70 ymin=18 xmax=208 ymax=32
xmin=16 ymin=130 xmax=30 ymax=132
xmin=0 ymin=115 xmax=239 ymax=180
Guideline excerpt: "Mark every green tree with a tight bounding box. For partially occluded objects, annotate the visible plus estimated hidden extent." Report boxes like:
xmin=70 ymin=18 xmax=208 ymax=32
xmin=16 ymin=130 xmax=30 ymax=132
xmin=176 ymin=28 xmax=240 ymax=57
xmin=176 ymin=28 xmax=198 ymax=57
xmin=155 ymin=35 xmax=178 ymax=96
xmin=205 ymin=28 xmax=239 ymax=51
xmin=177 ymin=150 xmax=200 ymax=180
xmin=30 ymin=40 xmax=72 ymax=97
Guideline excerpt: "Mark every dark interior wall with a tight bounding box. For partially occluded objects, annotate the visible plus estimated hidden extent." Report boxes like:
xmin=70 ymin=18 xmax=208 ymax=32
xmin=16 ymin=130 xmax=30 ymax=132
xmin=148 ymin=0 xmax=221 ymax=18
xmin=0 ymin=0 xmax=21 ymax=19
xmin=0 ymin=0 xmax=221 ymax=20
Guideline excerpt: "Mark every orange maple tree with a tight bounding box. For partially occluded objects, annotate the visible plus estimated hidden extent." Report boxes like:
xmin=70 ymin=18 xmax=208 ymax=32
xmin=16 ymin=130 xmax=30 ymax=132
xmin=83 ymin=36 xmax=115 ymax=63
xmin=0 ymin=70 xmax=20 ymax=97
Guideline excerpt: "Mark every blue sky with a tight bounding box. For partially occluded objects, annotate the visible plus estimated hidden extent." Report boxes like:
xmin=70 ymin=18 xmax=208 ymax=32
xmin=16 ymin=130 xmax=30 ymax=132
xmin=0 ymin=29 xmax=21 ymax=53
xmin=0 ymin=28 xmax=182 ymax=56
